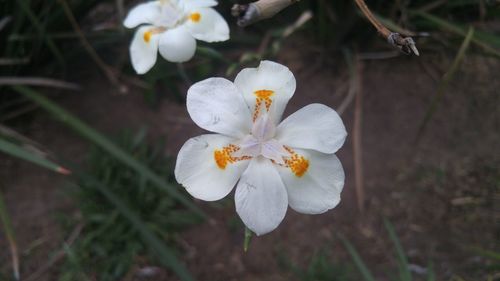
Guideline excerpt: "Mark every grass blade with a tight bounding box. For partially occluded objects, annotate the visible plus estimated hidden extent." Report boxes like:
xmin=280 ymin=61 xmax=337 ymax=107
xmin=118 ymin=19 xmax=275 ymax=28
xmin=12 ymin=86 xmax=204 ymax=218
xmin=416 ymin=26 xmax=474 ymax=140
xmin=0 ymin=137 xmax=71 ymax=175
xmin=196 ymin=46 xmax=230 ymax=63
xmin=0 ymin=188 xmax=20 ymax=280
xmin=383 ymin=218 xmax=412 ymax=281
xmin=0 ymin=77 xmax=80 ymax=90
xmin=469 ymin=247 xmax=500 ymax=261
xmin=338 ymin=234 xmax=376 ymax=281
xmin=413 ymin=11 xmax=500 ymax=58
xmin=427 ymin=261 xmax=435 ymax=281
xmin=16 ymin=0 xmax=65 ymax=68
xmin=79 ymin=173 xmax=195 ymax=281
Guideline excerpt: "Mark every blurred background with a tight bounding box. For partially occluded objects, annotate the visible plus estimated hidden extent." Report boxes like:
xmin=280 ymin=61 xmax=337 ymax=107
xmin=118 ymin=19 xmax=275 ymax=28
xmin=0 ymin=0 xmax=499 ymax=280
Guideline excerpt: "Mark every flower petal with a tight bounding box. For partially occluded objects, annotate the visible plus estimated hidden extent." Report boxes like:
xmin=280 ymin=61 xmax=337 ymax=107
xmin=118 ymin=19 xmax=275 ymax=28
xmin=235 ymin=157 xmax=288 ymax=235
xmin=234 ymin=60 xmax=296 ymax=124
xmin=123 ymin=1 xmax=161 ymax=28
xmin=277 ymin=149 xmax=344 ymax=214
xmin=276 ymin=103 xmax=347 ymax=154
xmin=129 ymin=25 xmax=160 ymax=74
xmin=185 ymin=8 xmax=229 ymax=42
xmin=187 ymin=77 xmax=252 ymax=138
xmin=182 ymin=0 xmax=218 ymax=10
xmin=175 ymin=134 xmax=250 ymax=201
xmin=158 ymin=27 xmax=196 ymax=62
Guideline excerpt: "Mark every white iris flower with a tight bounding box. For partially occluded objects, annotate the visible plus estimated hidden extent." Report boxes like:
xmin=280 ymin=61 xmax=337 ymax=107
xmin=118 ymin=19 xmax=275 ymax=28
xmin=175 ymin=61 xmax=347 ymax=235
xmin=123 ymin=0 xmax=230 ymax=74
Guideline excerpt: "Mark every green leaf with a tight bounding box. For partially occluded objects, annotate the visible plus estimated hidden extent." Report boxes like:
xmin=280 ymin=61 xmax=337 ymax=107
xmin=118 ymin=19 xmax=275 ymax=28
xmin=413 ymin=11 xmax=500 ymax=58
xmin=16 ymin=0 xmax=65 ymax=68
xmin=0 ymin=188 xmax=20 ymax=280
xmin=416 ymin=26 xmax=475 ymax=140
xmin=469 ymin=247 xmax=500 ymax=261
xmin=0 ymin=137 xmax=70 ymax=174
xmin=427 ymin=261 xmax=435 ymax=281
xmin=196 ymin=46 xmax=230 ymax=64
xmin=12 ymin=85 xmax=205 ymax=218
xmin=78 ymin=173 xmax=195 ymax=281
xmin=338 ymin=234 xmax=377 ymax=281
xmin=383 ymin=218 xmax=412 ymax=281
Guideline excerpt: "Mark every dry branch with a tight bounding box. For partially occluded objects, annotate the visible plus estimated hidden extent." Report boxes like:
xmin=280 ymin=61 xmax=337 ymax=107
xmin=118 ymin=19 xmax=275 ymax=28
xmin=353 ymin=0 xmax=419 ymax=56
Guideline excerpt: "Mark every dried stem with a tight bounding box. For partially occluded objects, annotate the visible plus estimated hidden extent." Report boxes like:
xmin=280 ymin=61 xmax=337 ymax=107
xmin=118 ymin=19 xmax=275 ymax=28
xmin=24 ymin=223 xmax=84 ymax=281
xmin=352 ymin=60 xmax=365 ymax=213
xmin=232 ymin=0 xmax=299 ymax=27
xmin=58 ymin=0 xmax=127 ymax=93
xmin=353 ymin=0 xmax=419 ymax=56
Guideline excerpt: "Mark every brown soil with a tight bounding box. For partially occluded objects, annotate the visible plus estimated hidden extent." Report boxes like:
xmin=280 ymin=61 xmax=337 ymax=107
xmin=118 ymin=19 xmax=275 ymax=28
xmin=0 ymin=39 xmax=499 ymax=281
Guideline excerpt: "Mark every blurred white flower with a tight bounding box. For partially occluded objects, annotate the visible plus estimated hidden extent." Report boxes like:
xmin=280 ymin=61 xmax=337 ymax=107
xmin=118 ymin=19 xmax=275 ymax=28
xmin=123 ymin=0 xmax=229 ymax=74
xmin=175 ymin=61 xmax=347 ymax=235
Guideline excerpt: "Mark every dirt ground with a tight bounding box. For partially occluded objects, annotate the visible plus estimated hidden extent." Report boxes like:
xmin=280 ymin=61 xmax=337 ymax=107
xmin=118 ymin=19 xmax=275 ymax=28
xmin=0 ymin=39 xmax=499 ymax=281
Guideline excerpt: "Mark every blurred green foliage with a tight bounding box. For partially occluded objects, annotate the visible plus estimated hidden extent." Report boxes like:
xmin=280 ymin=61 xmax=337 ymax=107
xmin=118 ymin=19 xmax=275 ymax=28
xmin=59 ymin=130 xmax=201 ymax=281
xmin=280 ymin=249 xmax=354 ymax=281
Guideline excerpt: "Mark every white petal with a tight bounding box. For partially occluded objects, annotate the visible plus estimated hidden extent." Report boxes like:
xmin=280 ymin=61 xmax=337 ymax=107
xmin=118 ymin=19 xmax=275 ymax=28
xmin=233 ymin=135 xmax=260 ymax=158
xmin=276 ymin=103 xmax=347 ymax=154
xmin=182 ymin=0 xmax=218 ymax=11
xmin=156 ymin=1 xmax=184 ymax=28
xmin=175 ymin=134 xmax=249 ymax=201
xmin=276 ymin=149 xmax=344 ymax=214
xmin=129 ymin=25 xmax=160 ymax=74
xmin=235 ymin=157 xmax=288 ymax=235
xmin=251 ymin=102 xmax=275 ymax=141
xmin=261 ymin=139 xmax=288 ymax=165
xmin=158 ymin=27 xmax=196 ymax=62
xmin=234 ymin=60 xmax=296 ymax=124
xmin=184 ymin=8 xmax=229 ymax=42
xmin=187 ymin=77 xmax=252 ymax=138
xmin=123 ymin=1 xmax=161 ymax=28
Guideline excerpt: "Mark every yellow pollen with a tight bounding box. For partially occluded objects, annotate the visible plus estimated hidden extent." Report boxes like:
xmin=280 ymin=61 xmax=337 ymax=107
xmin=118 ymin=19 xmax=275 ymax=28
xmin=253 ymin=89 xmax=274 ymax=121
xmin=283 ymin=146 xmax=309 ymax=177
xmin=143 ymin=31 xmax=152 ymax=43
xmin=190 ymin=12 xmax=201 ymax=22
xmin=214 ymin=144 xmax=251 ymax=169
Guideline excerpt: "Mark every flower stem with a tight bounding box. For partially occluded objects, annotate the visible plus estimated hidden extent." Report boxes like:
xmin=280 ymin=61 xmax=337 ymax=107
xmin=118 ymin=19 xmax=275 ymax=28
xmin=244 ymin=226 xmax=253 ymax=252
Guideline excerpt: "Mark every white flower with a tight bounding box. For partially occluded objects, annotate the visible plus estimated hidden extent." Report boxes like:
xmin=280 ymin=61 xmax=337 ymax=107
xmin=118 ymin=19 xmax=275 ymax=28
xmin=123 ymin=0 xmax=229 ymax=74
xmin=175 ymin=61 xmax=347 ymax=235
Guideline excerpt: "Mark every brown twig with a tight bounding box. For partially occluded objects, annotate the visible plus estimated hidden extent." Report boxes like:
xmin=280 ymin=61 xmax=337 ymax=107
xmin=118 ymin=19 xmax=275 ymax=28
xmin=337 ymin=52 xmax=360 ymax=116
xmin=353 ymin=0 xmax=419 ymax=56
xmin=352 ymin=60 xmax=365 ymax=213
xmin=58 ymin=0 xmax=127 ymax=93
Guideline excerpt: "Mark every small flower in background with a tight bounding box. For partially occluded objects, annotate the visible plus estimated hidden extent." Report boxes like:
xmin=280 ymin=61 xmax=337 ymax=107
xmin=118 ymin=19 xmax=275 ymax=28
xmin=123 ymin=0 xmax=229 ymax=74
xmin=175 ymin=61 xmax=347 ymax=236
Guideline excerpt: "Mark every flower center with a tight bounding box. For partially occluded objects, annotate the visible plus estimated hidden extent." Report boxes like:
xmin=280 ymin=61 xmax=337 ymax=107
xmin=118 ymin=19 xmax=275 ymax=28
xmin=212 ymin=94 xmax=310 ymax=177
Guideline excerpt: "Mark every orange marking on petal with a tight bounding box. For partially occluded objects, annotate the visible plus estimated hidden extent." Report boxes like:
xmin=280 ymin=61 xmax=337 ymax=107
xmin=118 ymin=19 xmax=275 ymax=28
xmin=253 ymin=89 xmax=274 ymax=121
xmin=214 ymin=144 xmax=251 ymax=169
xmin=190 ymin=12 xmax=201 ymax=22
xmin=283 ymin=146 xmax=309 ymax=177
xmin=143 ymin=30 xmax=152 ymax=43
